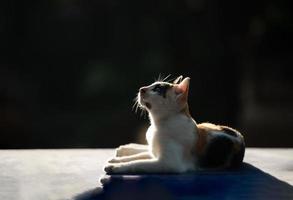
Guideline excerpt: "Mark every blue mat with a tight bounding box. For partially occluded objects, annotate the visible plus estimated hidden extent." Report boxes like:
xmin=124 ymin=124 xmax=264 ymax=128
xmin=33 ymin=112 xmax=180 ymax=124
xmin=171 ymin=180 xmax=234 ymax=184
xmin=74 ymin=163 xmax=293 ymax=200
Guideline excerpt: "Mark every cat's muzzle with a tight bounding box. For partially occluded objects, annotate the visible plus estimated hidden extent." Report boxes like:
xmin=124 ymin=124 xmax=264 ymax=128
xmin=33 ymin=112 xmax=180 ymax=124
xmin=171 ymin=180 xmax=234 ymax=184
xmin=138 ymin=93 xmax=151 ymax=109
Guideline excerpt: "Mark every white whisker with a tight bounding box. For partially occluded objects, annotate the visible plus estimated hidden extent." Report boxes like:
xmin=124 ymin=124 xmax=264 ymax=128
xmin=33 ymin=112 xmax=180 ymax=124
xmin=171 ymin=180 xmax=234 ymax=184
xmin=132 ymin=95 xmax=138 ymax=111
xmin=155 ymin=73 xmax=162 ymax=82
xmin=162 ymin=74 xmax=172 ymax=82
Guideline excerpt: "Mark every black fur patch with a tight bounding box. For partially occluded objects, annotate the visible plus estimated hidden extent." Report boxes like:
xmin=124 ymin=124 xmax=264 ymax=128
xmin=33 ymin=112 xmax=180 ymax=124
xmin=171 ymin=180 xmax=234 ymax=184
xmin=152 ymin=83 xmax=172 ymax=98
xmin=230 ymin=142 xmax=245 ymax=168
xmin=221 ymin=126 xmax=238 ymax=137
xmin=199 ymin=136 xmax=234 ymax=168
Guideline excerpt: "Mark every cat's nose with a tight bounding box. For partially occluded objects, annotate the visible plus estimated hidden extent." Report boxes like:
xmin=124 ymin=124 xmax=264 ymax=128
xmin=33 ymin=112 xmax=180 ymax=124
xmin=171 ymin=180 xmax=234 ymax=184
xmin=139 ymin=87 xmax=147 ymax=94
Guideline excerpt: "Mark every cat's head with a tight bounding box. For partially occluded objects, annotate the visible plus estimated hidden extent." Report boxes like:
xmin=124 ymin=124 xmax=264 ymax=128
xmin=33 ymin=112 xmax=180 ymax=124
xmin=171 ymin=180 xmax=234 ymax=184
xmin=137 ymin=76 xmax=190 ymax=120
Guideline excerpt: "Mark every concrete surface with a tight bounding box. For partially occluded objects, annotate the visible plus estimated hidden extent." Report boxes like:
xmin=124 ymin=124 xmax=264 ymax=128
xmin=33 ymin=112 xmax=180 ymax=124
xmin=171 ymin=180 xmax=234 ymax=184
xmin=0 ymin=148 xmax=292 ymax=200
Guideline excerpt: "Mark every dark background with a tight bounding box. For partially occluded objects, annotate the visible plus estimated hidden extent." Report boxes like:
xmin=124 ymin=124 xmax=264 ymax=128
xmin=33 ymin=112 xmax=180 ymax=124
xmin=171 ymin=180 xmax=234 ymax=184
xmin=0 ymin=0 xmax=292 ymax=148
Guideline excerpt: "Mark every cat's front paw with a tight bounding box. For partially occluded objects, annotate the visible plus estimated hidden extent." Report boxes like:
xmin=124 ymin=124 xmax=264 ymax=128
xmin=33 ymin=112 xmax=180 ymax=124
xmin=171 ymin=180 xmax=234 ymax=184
xmin=99 ymin=175 xmax=111 ymax=185
xmin=104 ymin=164 xmax=115 ymax=174
xmin=104 ymin=164 xmax=126 ymax=174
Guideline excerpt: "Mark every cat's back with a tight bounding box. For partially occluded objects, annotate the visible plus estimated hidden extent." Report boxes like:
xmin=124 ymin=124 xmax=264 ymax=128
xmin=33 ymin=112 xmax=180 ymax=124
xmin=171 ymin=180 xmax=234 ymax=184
xmin=194 ymin=123 xmax=245 ymax=169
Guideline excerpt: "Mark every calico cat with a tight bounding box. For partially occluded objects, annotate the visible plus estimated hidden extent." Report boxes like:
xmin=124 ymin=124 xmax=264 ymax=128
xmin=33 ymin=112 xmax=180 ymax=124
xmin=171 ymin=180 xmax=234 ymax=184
xmin=104 ymin=76 xmax=245 ymax=174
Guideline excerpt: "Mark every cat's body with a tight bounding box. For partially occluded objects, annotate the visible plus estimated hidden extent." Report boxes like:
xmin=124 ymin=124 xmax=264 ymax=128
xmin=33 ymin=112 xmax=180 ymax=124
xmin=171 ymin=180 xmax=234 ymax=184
xmin=104 ymin=76 xmax=245 ymax=174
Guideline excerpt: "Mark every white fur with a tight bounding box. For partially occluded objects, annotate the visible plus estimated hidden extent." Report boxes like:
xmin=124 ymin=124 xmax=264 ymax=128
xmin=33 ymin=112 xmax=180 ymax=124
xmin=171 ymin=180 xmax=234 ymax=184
xmin=106 ymin=113 xmax=198 ymax=173
xmin=104 ymin=77 xmax=198 ymax=173
xmin=146 ymin=113 xmax=198 ymax=172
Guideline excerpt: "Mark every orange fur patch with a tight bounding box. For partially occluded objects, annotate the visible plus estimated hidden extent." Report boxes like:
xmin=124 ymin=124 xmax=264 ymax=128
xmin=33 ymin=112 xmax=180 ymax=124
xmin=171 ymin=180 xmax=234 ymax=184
xmin=195 ymin=125 xmax=208 ymax=155
xmin=195 ymin=123 xmax=222 ymax=155
xmin=196 ymin=123 xmax=243 ymax=155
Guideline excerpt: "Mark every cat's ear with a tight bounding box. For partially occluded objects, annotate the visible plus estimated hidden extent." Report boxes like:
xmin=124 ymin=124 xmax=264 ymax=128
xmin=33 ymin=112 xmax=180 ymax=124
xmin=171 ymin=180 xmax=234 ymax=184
xmin=174 ymin=77 xmax=190 ymax=102
xmin=173 ymin=75 xmax=183 ymax=84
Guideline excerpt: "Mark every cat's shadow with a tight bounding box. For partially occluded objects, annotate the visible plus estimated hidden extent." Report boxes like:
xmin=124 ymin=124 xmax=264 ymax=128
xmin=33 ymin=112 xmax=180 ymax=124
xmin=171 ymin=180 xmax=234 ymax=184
xmin=73 ymin=163 xmax=293 ymax=200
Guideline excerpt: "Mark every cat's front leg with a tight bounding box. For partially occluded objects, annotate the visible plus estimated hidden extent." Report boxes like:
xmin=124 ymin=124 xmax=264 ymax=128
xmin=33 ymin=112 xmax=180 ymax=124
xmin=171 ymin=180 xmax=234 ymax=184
xmin=104 ymin=159 xmax=185 ymax=174
xmin=109 ymin=152 xmax=153 ymax=163
xmin=116 ymin=143 xmax=148 ymax=157
xmin=104 ymin=159 xmax=158 ymax=174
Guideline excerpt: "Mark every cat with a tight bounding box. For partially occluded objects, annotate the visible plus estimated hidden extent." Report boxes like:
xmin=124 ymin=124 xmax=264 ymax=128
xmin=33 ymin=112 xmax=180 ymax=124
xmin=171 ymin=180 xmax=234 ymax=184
xmin=104 ymin=76 xmax=245 ymax=174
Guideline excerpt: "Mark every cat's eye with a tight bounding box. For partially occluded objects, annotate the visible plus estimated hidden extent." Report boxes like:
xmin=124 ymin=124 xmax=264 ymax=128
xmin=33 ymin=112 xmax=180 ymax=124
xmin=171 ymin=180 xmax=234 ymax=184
xmin=152 ymin=85 xmax=162 ymax=93
xmin=151 ymin=83 xmax=171 ymax=98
